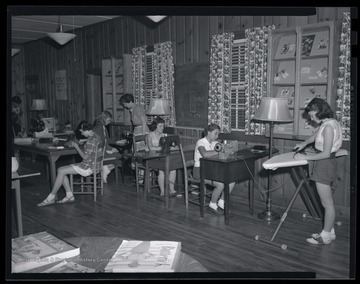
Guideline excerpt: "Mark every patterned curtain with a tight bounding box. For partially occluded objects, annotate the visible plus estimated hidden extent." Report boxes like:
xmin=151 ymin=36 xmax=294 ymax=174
xmin=132 ymin=46 xmax=147 ymax=109
xmin=244 ymin=25 xmax=275 ymax=135
xmin=207 ymin=33 xmax=234 ymax=133
xmin=153 ymin=41 xmax=176 ymax=127
xmin=335 ymin=11 xmax=351 ymax=140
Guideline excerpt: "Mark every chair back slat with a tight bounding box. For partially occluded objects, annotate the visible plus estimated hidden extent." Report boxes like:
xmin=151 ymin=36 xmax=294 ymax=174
xmin=133 ymin=134 xmax=147 ymax=153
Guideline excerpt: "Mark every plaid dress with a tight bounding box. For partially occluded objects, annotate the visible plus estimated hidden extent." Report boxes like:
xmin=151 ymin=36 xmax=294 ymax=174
xmin=72 ymin=132 xmax=102 ymax=176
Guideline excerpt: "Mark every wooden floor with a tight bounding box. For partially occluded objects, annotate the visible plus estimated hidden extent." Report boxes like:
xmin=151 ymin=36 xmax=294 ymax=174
xmin=8 ymin=160 xmax=352 ymax=279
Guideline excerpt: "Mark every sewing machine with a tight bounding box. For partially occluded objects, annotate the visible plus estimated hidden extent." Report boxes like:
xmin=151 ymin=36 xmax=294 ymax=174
xmin=159 ymin=135 xmax=179 ymax=155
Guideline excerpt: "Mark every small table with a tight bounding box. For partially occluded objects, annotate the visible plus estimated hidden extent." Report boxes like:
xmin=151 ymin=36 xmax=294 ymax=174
xmin=12 ymin=168 xmax=41 ymax=237
xmin=133 ymin=149 xmax=194 ymax=207
xmin=28 ymin=237 xmax=207 ymax=273
xmin=13 ymin=141 xmax=78 ymax=189
xmin=200 ymin=148 xmax=273 ymax=225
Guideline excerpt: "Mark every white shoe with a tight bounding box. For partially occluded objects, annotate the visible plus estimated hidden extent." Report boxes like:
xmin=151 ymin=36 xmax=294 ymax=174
xmin=311 ymin=232 xmax=336 ymax=241
xmin=306 ymin=233 xmax=332 ymax=245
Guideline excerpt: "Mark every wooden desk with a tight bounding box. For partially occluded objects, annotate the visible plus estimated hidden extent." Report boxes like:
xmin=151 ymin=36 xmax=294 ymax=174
xmin=12 ymin=168 xmax=41 ymax=237
xmin=13 ymin=142 xmax=78 ymax=189
xmin=28 ymin=236 xmax=207 ymax=273
xmin=133 ymin=149 xmax=194 ymax=207
xmin=200 ymin=148 xmax=272 ymax=225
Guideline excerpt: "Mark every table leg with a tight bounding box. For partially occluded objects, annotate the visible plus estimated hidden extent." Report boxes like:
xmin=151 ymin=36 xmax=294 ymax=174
xmin=12 ymin=179 xmax=23 ymax=237
xmin=114 ymin=160 xmax=119 ymax=184
xmin=224 ymin=183 xmax=230 ymax=225
xmin=164 ymin=156 xmax=170 ymax=208
xmin=144 ymin=160 xmax=150 ymax=200
xmin=248 ymin=178 xmax=254 ymax=215
xmin=200 ymin=167 xmax=205 ymax=218
xmin=48 ymin=156 xmax=59 ymax=190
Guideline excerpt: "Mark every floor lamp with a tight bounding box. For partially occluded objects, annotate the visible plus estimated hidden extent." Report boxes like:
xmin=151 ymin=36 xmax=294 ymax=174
xmin=252 ymin=97 xmax=293 ymax=222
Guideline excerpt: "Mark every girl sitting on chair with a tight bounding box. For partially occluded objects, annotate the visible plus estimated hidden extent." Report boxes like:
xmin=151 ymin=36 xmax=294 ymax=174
xmin=193 ymin=123 xmax=236 ymax=215
xmin=146 ymin=116 xmax=177 ymax=196
xmin=37 ymin=121 xmax=102 ymax=206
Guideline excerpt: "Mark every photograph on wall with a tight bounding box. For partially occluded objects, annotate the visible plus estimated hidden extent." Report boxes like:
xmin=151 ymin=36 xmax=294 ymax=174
xmin=301 ymin=34 xmax=315 ymax=57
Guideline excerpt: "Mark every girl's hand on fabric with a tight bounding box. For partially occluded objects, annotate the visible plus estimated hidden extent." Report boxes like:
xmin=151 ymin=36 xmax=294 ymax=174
xmin=293 ymin=153 xmax=307 ymax=160
xmin=111 ymin=148 xmax=119 ymax=153
xmin=293 ymin=143 xmax=306 ymax=152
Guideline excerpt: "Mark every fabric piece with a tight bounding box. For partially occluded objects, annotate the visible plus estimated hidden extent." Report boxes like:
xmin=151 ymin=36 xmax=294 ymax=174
xmin=207 ymin=32 xmax=234 ymax=133
xmin=244 ymin=25 xmax=275 ymax=135
xmin=335 ymin=11 xmax=351 ymax=140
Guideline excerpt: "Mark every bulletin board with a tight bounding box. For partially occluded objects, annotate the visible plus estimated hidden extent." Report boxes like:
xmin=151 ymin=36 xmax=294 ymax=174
xmin=174 ymin=62 xmax=209 ymax=127
xmin=55 ymin=70 xmax=67 ymax=100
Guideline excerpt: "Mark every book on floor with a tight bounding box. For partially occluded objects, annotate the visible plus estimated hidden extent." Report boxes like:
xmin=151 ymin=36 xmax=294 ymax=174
xmin=12 ymin=231 xmax=80 ymax=273
xmin=104 ymin=240 xmax=181 ymax=273
xmin=43 ymin=260 xmax=96 ymax=273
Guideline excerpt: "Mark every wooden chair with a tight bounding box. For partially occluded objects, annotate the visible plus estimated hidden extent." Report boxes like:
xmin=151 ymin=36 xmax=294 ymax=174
xmin=132 ymin=134 xmax=158 ymax=194
xmin=70 ymin=141 xmax=106 ymax=202
xmin=179 ymin=144 xmax=213 ymax=209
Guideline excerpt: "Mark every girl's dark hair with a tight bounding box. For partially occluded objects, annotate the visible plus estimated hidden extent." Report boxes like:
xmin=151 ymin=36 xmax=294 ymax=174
xmin=75 ymin=120 xmax=92 ymax=140
xmin=204 ymin=123 xmax=221 ymax=136
xmin=304 ymin=98 xmax=334 ymax=120
xmin=119 ymin=93 xmax=134 ymax=105
xmin=149 ymin=116 xmax=165 ymax=132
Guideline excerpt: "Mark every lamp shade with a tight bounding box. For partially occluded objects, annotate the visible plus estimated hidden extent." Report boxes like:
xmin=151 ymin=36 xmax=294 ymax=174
xmin=47 ymin=25 xmax=76 ymax=45
xmin=146 ymin=16 xmax=167 ymax=23
xmin=11 ymin=48 xmax=20 ymax=57
xmin=252 ymin=97 xmax=293 ymax=123
xmin=146 ymin=98 xmax=170 ymax=115
xmin=31 ymin=99 xmax=48 ymax=111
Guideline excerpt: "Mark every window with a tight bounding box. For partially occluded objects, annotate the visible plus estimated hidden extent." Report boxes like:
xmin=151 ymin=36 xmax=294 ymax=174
xmin=231 ymin=38 xmax=246 ymax=131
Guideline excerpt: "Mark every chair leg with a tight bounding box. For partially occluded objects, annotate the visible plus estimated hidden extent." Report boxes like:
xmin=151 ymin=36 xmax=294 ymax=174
xmin=135 ymin=162 xmax=139 ymax=194
xmin=93 ymin=173 xmax=97 ymax=202
xmin=185 ymin=176 xmax=189 ymax=210
xmin=120 ymin=158 xmax=125 ymax=184
xmin=70 ymin=174 xmax=73 ymax=193
xmin=114 ymin=162 xmax=119 ymax=184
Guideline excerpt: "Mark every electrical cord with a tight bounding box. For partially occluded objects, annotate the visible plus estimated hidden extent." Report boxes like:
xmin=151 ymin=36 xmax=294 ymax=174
xmin=237 ymin=155 xmax=291 ymax=202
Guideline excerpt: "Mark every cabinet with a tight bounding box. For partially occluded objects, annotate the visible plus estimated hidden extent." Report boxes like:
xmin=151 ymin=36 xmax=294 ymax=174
xmin=101 ymin=55 xmax=133 ymax=138
xmin=267 ymin=21 xmax=339 ymax=140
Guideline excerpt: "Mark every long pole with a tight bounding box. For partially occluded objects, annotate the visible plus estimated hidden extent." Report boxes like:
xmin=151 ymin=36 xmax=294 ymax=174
xmin=258 ymin=121 xmax=280 ymax=221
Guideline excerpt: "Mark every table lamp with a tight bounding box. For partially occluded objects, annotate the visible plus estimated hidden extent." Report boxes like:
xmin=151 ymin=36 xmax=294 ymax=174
xmin=252 ymin=97 xmax=293 ymax=222
xmin=146 ymin=98 xmax=171 ymax=117
xmin=30 ymin=99 xmax=48 ymax=132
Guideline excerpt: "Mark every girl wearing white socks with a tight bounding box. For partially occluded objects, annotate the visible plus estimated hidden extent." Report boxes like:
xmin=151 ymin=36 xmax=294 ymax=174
xmin=294 ymin=98 xmax=342 ymax=244
xmin=193 ymin=123 xmax=235 ymax=215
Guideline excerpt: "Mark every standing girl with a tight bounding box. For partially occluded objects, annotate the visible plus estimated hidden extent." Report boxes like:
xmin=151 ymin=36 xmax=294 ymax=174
xmin=294 ymin=98 xmax=343 ymax=244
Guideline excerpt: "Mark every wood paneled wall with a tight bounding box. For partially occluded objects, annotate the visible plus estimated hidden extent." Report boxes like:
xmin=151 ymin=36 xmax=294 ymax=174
xmin=17 ymin=7 xmax=349 ymax=128
xmin=12 ymin=7 xmax=352 ymax=214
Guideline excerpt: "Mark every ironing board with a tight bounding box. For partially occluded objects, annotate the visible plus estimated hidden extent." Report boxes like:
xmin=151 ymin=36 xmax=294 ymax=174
xmin=261 ymin=149 xmax=348 ymax=244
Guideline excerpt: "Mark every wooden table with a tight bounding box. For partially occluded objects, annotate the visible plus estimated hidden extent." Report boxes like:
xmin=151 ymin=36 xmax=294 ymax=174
xmin=12 ymin=168 xmax=41 ymax=237
xmin=28 ymin=236 xmax=207 ymax=273
xmin=13 ymin=141 xmax=78 ymax=189
xmin=133 ymin=149 xmax=194 ymax=207
xmin=200 ymin=148 xmax=272 ymax=225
